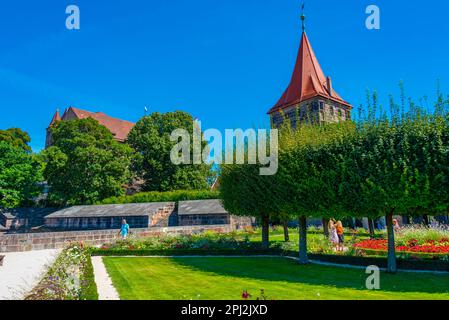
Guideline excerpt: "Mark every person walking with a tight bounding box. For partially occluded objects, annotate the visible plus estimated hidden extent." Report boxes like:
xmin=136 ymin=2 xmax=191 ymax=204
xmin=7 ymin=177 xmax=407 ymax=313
xmin=118 ymin=219 xmax=130 ymax=240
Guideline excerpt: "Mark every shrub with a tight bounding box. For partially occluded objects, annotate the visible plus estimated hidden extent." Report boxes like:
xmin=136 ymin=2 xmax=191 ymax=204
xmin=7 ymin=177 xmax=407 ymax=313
xmin=98 ymin=189 xmax=219 ymax=205
xmin=97 ymin=231 xmax=260 ymax=252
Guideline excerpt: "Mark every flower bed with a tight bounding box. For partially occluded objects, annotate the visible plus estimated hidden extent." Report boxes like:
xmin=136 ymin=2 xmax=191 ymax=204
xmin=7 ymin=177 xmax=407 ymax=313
xmin=354 ymin=239 xmax=449 ymax=260
xmin=97 ymin=231 xmax=265 ymax=252
xmin=91 ymin=227 xmax=449 ymax=271
xmin=25 ymin=242 xmax=98 ymax=300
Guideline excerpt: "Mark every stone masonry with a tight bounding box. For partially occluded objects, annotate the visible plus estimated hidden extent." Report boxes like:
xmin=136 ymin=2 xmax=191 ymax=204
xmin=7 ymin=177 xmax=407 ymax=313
xmin=0 ymin=224 xmax=234 ymax=253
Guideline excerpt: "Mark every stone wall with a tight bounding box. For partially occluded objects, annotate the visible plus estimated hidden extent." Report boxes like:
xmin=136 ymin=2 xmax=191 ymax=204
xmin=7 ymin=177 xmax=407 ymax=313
xmin=270 ymin=98 xmax=350 ymax=129
xmin=150 ymin=203 xmax=176 ymax=227
xmin=0 ymin=225 xmax=233 ymax=253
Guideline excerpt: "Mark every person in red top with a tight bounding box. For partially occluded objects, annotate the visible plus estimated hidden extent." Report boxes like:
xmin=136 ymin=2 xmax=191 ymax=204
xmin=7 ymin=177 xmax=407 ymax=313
xmin=336 ymin=221 xmax=345 ymax=252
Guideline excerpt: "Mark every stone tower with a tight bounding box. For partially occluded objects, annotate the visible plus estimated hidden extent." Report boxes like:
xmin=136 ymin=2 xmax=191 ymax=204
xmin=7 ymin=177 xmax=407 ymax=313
xmin=268 ymin=17 xmax=352 ymax=128
xmin=45 ymin=110 xmax=61 ymax=148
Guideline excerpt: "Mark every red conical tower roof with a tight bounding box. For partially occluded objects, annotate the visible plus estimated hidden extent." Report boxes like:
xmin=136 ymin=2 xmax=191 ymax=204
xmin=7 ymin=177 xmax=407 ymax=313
xmin=268 ymin=32 xmax=352 ymax=114
xmin=48 ymin=110 xmax=61 ymax=127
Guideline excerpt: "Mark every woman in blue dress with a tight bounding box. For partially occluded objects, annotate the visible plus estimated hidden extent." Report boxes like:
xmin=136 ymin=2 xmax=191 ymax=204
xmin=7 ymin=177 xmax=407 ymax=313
xmin=118 ymin=219 xmax=130 ymax=240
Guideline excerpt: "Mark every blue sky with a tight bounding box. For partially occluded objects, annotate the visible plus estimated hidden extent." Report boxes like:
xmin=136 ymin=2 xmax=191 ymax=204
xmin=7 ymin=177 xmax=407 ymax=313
xmin=0 ymin=0 xmax=448 ymax=151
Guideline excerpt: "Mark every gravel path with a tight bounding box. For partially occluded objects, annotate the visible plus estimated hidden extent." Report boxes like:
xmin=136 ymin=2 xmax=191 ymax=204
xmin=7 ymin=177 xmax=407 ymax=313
xmin=91 ymin=256 xmax=120 ymax=300
xmin=0 ymin=249 xmax=60 ymax=300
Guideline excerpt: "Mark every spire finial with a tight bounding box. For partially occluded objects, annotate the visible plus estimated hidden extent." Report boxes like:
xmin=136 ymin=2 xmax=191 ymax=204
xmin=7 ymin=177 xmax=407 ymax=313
xmin=300 ymin=2 xmax=306 ymax=32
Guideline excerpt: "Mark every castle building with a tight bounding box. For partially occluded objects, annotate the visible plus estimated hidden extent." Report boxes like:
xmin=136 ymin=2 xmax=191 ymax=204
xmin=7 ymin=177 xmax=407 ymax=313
xmin=45 ymin=107 xmax=135 ymax=148
xmin=268 ymin=17 xmax=353 ymax=128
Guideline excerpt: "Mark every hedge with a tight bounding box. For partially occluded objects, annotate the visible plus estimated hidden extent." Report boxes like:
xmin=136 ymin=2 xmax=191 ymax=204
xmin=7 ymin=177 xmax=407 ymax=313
xmin=98 ymin=190 xmax=219 ymax=205
xmin=79 ymin=255 xmax=99 ymax=300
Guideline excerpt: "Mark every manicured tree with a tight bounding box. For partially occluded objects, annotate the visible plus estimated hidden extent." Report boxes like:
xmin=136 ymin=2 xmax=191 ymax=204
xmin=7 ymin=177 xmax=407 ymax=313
xmin=127 ymin=111 xmax=212 ymax=192
xmin=0 ymin=142 xmax=43 ymax=208
xmin=276 ymin=121 xmax=356 ymax=264
xmin=331 ymin=113 xmax=449 ymax=273
xmin=277 ymin=144 xmax=313 ymax=263
xmin=339 ymin=121 xmax=411 ymax=273
xmin=43 ymin=118 xmax=134 ymax=205
xmin=220 ymin=163 xmax=282 ymax=249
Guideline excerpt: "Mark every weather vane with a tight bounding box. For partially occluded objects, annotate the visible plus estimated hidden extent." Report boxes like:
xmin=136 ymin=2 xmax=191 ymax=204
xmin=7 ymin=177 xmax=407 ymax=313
xmin=300 ymin=2 xmax=306 ymax=32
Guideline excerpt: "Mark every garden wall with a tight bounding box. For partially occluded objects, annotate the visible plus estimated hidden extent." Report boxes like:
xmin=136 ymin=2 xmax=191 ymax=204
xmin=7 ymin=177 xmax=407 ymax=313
xmin=0 ymin=224 xmax=234 ymax=253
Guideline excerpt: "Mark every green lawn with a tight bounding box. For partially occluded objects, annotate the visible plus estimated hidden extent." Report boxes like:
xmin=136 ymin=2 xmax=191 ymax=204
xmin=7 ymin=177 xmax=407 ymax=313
xmin=102 ymin=256 xmax=449 ymax=300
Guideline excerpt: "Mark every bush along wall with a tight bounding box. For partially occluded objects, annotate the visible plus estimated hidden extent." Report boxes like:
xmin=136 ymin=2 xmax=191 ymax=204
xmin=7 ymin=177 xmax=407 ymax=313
xmin=25 ymin=243 xmax=98 ymax=300
xmin=99 ymin=189 xmax=219 ymax=205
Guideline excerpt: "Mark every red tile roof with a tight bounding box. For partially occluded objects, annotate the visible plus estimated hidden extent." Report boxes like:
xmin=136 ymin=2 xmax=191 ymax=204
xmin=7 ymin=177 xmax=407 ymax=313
xmin=268 ymin=32 xmax=352 ymax=114
xmin=48 ymin=110 xmax=61 ymax=127
xmin=61 ymin=107 xmax=135 ymax=142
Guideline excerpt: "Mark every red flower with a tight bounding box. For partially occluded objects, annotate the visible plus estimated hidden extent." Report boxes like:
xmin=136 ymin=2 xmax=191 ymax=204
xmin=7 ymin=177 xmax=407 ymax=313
xmin=242 ymin=291 xmax=251 ymax=299
xmin=353 ymin=239 xmax=449 ymax=255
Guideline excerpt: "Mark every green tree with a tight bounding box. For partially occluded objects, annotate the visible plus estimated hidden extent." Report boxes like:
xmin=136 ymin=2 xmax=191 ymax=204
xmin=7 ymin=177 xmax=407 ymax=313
xmin=0 ymin=128 xmax=31 ymax=152
xmin=43 ymin=118 xmax=133 ymax=205
xmin=312 ymin=113 xmax=449 ymax=273
xmin=276 ymin=121 xmax=355 ymax=264
xmin=220 ymin=163 xmax=281 ymax=249
xmin=0 ymin=142 xmax=43 ymax=208
xmin=127 ymin=111 xmax=211 ymax=191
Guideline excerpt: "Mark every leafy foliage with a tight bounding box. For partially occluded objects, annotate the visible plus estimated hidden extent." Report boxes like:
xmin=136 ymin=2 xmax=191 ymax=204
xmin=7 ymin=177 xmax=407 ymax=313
xmin=276 ymin=121 xmax=356 ymax=219
xmin=43 ymin=118 xmax=134 ymax=205
xmin=220 ymin=162 xmax=282 ymax=248
xmin=127 ymin=111 xmax=212 ymax=191
xmin=99 ymin=189 xmax=219 ymax=204
xmin=0 ymin=127 xmax=31 ymax=152
xmin=0 ymin=141 xmax=43 ymax=208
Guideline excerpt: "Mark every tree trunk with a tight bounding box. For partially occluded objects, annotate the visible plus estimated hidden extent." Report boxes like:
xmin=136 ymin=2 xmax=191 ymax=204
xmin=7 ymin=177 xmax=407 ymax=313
xmin=386 ymin=210 xmax=397 ymax=274
xmin=423 ymin=214 xmax=430 ymax=226
xmin=282 ymin=220 xmax=290 ymax=242
xmin=368 ymin=218 xmax=375 ymax=239
xmin=402 ymin=215 xmax=410 ymax=225
xmin=261 ymin=215 xmax=270 ymax=249
xmin=322 ymin=218 xmax=329 ymax=238
xmin=298 ymin=215 xmax=309 ymax=264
